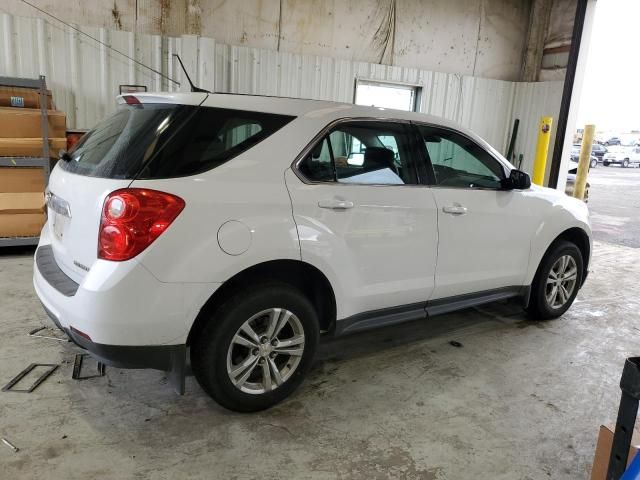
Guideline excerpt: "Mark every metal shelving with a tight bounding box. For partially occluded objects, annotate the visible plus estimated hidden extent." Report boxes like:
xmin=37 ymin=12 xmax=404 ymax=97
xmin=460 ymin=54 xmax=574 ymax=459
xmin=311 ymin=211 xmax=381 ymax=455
xmin=0 ymin=75 xmax=52 ymax=247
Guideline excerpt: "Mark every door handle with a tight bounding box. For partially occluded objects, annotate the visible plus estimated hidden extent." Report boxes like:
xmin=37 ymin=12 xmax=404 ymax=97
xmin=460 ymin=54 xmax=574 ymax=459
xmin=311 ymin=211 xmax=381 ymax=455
xmin=442 ymin=204 xmax=468 ymax=215
xmin=318 ymin=198 xmax=355 ymax=210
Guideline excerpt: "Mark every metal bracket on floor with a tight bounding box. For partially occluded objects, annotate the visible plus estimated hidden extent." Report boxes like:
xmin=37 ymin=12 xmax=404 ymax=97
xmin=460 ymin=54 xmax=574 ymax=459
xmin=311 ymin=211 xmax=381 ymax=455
xmin=28 ymin=326 xmax=70 ymax=342
xmin=2 ymin=363 xmax=59 ymax=393
xmin=607 ymin=357 xmax=640 ymax=479
xmin=71 ymin=353 xmax=105 ymax=380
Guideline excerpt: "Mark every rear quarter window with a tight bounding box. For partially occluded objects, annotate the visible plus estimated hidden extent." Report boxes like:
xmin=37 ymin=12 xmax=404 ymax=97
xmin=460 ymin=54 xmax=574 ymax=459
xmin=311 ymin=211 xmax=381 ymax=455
xmin=59 ymin=104 xmax=294 ymax=179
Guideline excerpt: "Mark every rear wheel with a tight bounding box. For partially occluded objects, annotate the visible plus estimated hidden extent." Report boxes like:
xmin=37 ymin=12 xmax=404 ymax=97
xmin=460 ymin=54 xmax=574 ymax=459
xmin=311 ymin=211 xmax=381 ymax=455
xmin=623 ymin=159 xmax=630 ymax=168
xmin=191 ymin=283 xmax=319 ymax=412
xmin=527 ymin=240 xmax=583 ymax=320
xmin=590 ymin=158 xmax=597 ymax=168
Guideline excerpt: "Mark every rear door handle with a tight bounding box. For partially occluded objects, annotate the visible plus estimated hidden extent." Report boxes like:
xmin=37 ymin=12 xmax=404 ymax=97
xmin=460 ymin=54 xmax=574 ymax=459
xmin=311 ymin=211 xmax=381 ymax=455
xmin=318 ymin=199 xmax=355 ymax=210
xmin=442 ymin=205 xmax=467 ymax=215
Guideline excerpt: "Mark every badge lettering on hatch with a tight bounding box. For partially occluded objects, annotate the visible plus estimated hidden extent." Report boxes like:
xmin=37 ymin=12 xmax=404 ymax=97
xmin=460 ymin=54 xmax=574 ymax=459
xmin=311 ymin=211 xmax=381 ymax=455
xmin=73 ymin=261 xmax=90 ymax=272
xmin=46 ymin=193 xmax=72 ymax=218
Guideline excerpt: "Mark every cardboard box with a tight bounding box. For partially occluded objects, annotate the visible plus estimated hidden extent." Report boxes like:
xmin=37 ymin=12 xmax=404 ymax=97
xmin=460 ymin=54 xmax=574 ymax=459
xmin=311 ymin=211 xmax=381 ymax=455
xmin=0 ymin=189 xmax=45 ymax=238
xmin=0 ymin=137 xmax=66 ymax=158
xmin=0 ymin=167 xmax=45 ymax=193
xmin=0 ymin=107 xmax=66 ymax=138
xmin=591 ymin=424 xmax=640 ymax=480
xmin=0 ymin=212 xmax=45 ymax=237
xmin=0 ymin=192 xmax=45 ymax=214
xmin=0 ymin=86 xmax=53 ymax=109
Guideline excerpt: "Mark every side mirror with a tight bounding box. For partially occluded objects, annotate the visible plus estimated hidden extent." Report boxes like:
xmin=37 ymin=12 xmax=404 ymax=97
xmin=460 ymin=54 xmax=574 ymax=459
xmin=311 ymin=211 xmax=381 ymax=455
xmin=502 ymin=169 xmax=531 ymax=190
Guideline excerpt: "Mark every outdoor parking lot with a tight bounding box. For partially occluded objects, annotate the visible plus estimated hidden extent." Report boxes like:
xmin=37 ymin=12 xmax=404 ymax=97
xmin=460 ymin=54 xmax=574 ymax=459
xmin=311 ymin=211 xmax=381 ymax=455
xmin=587 ymin=166 xmax=640 ymax=248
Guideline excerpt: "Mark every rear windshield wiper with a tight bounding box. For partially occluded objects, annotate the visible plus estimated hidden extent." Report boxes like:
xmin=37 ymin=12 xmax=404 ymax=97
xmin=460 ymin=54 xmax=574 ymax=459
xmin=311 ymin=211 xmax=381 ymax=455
xmin=59 ymin=149 xmax=72 ymax=162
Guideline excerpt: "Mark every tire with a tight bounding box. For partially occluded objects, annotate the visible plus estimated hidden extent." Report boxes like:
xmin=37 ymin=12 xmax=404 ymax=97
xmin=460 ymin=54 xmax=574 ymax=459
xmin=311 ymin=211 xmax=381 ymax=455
xmin=623 ymin=159 xmax=630 ymax=168
xmin=526 ymin=240 xmax=584 ymax=320
xmin=191 ymin=283 xmax=319 ymax=412
xmin=603 ymin=161 xmax=610 ymax=166
xmin=590 ymin=159 xmax=597 ymax=168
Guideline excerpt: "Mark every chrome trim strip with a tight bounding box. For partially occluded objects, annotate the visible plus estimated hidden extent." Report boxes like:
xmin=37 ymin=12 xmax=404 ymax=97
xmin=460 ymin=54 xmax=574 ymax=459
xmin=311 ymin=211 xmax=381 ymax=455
xmin=46 ymin=192 xmax=72 ymax=218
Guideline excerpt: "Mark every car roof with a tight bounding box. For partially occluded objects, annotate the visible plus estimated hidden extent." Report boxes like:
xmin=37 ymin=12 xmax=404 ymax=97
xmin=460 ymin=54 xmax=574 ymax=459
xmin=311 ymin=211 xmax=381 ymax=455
xmin=117 ymin=91 xmax=513 ymax=167
xmin=118 ymin=91 xmax=463 ymax=129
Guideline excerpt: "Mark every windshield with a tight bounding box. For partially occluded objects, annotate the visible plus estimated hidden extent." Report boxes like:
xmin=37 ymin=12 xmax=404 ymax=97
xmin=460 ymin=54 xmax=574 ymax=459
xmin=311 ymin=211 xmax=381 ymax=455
xmin=60 ymin=104 xmax=295 ymax=179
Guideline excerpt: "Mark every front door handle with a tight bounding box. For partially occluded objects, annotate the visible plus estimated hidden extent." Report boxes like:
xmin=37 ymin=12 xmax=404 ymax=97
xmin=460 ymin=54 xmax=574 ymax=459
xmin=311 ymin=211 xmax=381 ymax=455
xmin=442 ymin=204 xmax=468 ymax=215
xmin=318 ymin=198 xmax=355 ymax=210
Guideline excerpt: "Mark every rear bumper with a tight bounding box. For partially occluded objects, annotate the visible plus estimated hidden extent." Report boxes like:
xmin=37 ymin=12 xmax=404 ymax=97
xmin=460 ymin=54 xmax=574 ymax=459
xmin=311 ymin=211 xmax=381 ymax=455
xmin=42 ymin=304 xmax=184 ymax=370
xmin=33 ymin=229 xmax=219 ymax=368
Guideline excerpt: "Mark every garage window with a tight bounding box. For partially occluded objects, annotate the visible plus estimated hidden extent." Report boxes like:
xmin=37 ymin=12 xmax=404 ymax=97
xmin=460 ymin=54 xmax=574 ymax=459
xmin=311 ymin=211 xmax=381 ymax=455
xmin=354 ymin=79 xmax=422 ymax=112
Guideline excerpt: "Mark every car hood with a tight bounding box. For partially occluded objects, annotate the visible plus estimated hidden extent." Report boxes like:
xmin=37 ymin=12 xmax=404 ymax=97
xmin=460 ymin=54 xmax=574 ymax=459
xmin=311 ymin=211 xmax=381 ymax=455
xmin=531 ymin=182 xmax=588 ymax=206
xmin=606 ymin=146 xmax=633 ymax=154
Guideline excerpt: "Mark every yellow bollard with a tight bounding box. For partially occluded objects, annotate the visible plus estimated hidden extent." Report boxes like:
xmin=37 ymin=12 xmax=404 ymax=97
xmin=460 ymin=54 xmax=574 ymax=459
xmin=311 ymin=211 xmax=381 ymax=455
xmin=532 ymin=116 xmax=553 ymax=186
xmin=574 ymin=124 xmax=595 ymax=201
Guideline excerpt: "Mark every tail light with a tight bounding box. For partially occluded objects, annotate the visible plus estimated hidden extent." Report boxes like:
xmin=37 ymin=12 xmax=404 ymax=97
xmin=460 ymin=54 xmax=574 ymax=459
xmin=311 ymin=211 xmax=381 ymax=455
xmin=98 ymin=188 xmax=185 ymax=261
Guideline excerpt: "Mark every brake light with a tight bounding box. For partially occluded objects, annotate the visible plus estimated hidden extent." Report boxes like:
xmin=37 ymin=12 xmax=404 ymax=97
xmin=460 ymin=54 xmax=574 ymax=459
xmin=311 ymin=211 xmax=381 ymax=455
xmin=98 ymin=189 xmax=185 ymax=261
xmin=122 ymin=95 xmax=141 ymax=105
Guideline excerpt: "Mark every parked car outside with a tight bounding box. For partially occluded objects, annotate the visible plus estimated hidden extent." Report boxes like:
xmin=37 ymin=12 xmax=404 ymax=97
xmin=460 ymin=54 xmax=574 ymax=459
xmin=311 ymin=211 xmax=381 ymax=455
xmin=590 ymin=143 xmax=607 ymax=161
xmin=565 ymin=167 xmax=590 ymax=202
xmin=602 ymin=139 xmax=640 ymax=167
xmin=605 ymin=136 xmax=621 ymax=146
xmin=570 ymin=145 xmax=598 ymax=168
xmin=33 ymin=93 xmax=592 ymax=411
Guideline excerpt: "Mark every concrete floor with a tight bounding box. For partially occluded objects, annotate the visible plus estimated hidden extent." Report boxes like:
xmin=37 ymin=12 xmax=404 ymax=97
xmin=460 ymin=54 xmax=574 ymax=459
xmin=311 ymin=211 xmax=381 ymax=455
xmin=1 ymin=169 xmax=638 ymax=479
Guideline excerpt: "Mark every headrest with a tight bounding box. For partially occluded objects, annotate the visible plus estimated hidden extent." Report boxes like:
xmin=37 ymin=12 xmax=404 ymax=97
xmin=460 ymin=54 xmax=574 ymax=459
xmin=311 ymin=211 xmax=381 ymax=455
xmin=363 ymin=147 xmax=395 ymax=170
xmin=311 ymin=141 xmax=324 ymax=159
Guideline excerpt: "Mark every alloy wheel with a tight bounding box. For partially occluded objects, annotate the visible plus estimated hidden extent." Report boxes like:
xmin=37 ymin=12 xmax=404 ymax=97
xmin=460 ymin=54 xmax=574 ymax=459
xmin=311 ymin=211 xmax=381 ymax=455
xmin=226 ymin=308 xmax=305 ymax=394
xmin=545 ymin=255 xmax=578 ymax=309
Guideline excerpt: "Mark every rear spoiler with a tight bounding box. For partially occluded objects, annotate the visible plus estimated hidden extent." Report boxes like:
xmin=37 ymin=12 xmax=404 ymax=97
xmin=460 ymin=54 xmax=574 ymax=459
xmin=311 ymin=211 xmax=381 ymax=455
xmin=115 ymin=92 xmax=208 ymax=106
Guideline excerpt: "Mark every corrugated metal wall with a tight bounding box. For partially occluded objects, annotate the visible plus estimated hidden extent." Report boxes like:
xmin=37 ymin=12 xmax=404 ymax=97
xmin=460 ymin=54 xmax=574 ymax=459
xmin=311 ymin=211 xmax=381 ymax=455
xmin=509 ymin=81 xmax=564 ymax=176
xmin=0 ymin=12 xmax=563 ymax=174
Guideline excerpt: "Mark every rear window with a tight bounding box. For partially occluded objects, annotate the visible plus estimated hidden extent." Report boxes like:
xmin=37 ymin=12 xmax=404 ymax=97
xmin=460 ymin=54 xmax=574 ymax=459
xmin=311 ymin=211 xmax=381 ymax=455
xmin=60 ymin=104 xmax=295 ymax=179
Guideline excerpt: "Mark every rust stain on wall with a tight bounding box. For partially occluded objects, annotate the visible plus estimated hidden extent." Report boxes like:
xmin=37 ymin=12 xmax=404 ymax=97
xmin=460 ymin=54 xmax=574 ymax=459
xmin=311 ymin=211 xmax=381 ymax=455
xmin=111 ymin=0 xmax=123 ymax=30
xmin=372 ymin=0 xmax=396 ymax=65
xmin=159 ymin=0 xmax=171 ymax=34
xmin=186 ymin=0 xmax=202 ymax=35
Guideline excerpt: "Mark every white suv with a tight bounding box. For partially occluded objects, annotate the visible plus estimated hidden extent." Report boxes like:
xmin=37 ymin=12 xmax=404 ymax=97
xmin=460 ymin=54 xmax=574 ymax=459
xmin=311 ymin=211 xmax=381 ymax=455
xmin=602 ymin=141 xmax=640 ymax=167
xmin=34 ymin=93 xmax=591 ymax=412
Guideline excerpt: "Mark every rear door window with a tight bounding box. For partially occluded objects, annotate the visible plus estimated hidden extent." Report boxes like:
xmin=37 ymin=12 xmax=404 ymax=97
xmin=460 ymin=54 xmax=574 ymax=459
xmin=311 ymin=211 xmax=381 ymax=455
xmin=298 ymin=121 xmax=419 ymax=185
xmin=60 ymin=104 xmax=294 ymax=179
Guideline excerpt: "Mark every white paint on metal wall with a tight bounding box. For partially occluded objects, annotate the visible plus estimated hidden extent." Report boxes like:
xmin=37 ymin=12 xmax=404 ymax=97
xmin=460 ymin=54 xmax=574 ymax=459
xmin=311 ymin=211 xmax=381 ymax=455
xmin=0 ymin=12 xmax=562 ymax=175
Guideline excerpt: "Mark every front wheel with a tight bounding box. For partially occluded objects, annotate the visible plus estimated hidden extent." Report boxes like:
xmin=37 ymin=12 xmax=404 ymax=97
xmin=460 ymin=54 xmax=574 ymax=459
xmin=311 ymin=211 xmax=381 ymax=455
xmin=623 ymin=159 xmax=630 ymax=168
xmin=590 ymin=159 xmax=597 ymax=168
xmin=191 ymin=283 xmax=319 ymax=412
xmin=527 ymin=240 xmax=583 ymax=320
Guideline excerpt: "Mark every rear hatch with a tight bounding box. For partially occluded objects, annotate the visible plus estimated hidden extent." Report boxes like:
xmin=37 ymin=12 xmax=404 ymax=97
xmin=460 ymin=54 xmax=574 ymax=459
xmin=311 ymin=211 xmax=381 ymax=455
xmin=47 ymin=94 xmax=207 ymax=282
xmin=46 ymin=93 xmax=296 ymax=282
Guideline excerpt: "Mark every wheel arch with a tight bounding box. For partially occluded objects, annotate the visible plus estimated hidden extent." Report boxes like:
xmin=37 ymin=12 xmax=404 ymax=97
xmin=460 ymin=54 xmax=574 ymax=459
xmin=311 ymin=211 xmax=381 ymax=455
xmin=525 ymin=226 xmax=590 ymax=306
xmin=187 ymin=259 xmax=337 ymax=346
xmin=523 ymin=226 xmax=590 ymax=308
xmin=553 ymin=227 xmax=591 ymax=282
